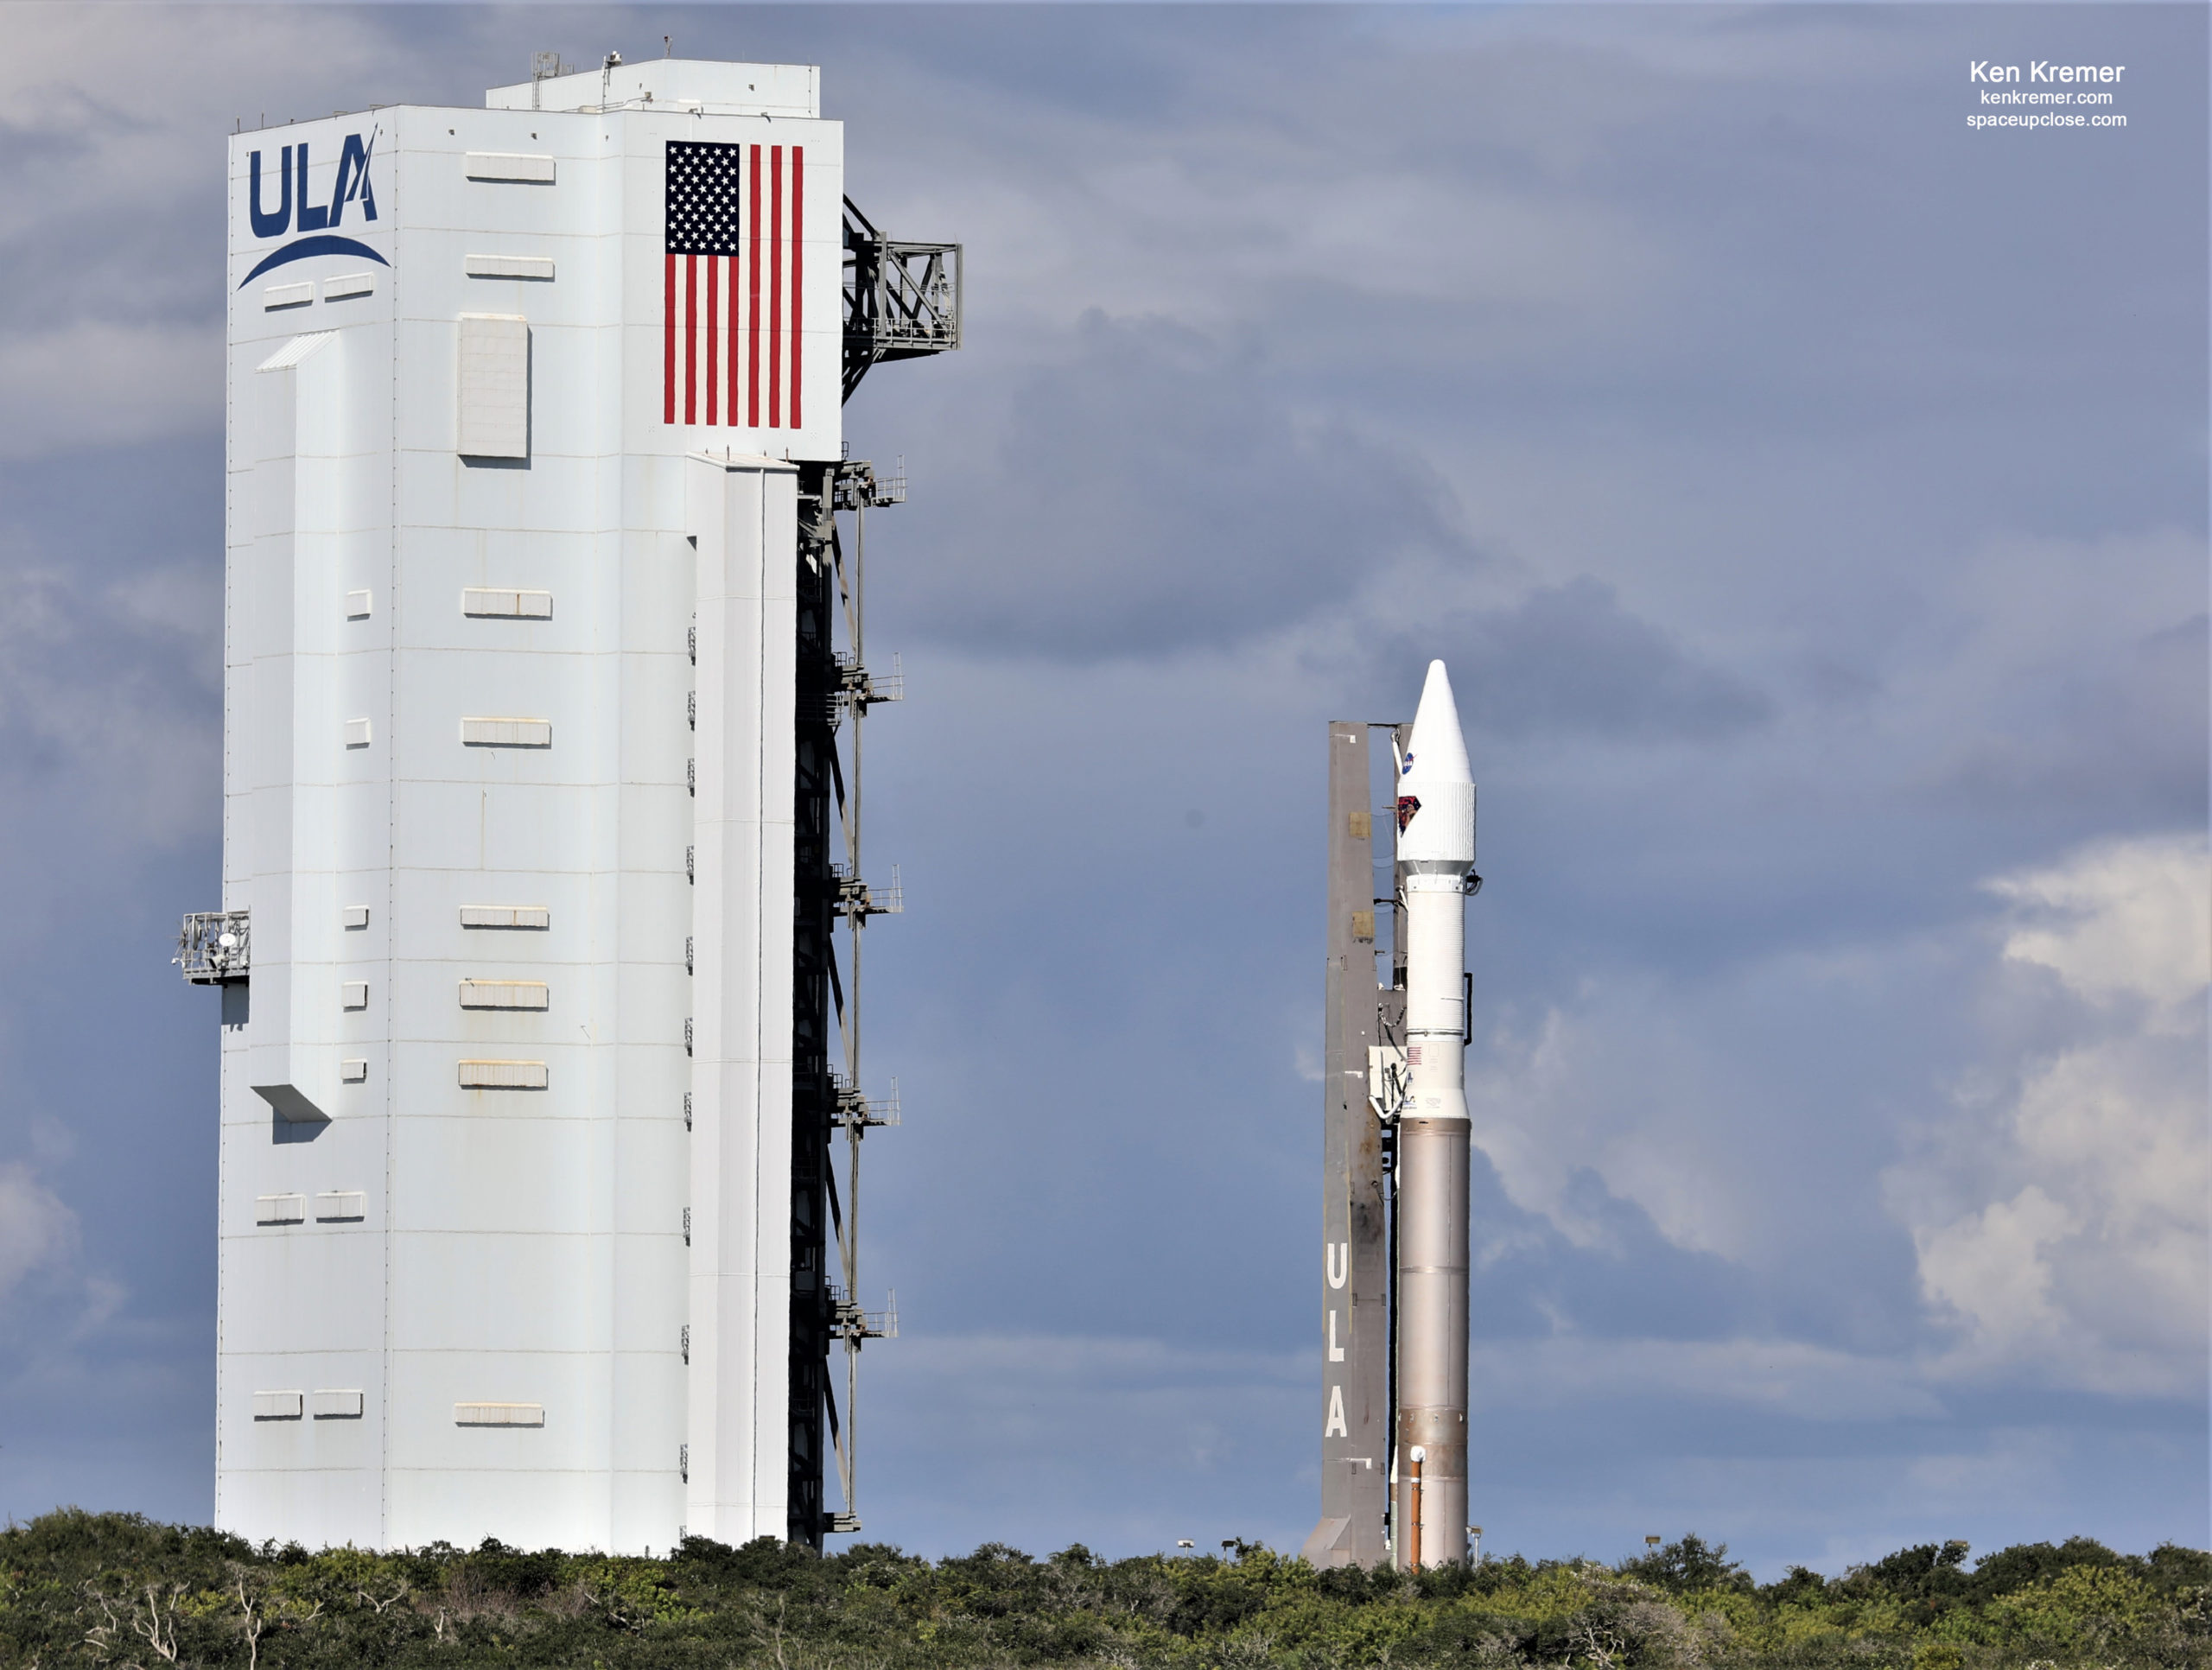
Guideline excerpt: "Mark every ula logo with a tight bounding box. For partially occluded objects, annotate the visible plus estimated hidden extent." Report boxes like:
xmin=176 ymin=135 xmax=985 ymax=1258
xmin=238 ymin=130 xmax=389 ymax=289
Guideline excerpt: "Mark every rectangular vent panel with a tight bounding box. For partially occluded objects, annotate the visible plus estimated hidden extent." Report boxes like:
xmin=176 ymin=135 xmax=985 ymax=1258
xmin=460 ymin=905 xmax=550 ymax=930
xmin=253 ymin=1390 xmax=304 ymax=1421
xmin=344 ymin=718 xmax=372 ymax=748
xmin=256 ymin=1193 xmax=306 ymax=1225
xmin=315 ymin=1191 xmax=365 ymax=1221
xmin=340 ymin=1058 xmax=368 ymax=1083
xmin=341 ymin=981 xmax=368 ymax=1010
xmin=461 ymin=587 xmax=553 ymax=619
xmin=344 ymin=589 xmax=372 ymax=619
xmin=264 ymin=281 xmax=313 ymax=310
xmin=463 ymin=253 xmax=555 ymax=281
xmin=465 ymin=152 xmax=557 ymax=183
xmin=322 ymin=272 xmax=375 ymax=301
xmin=343 ymin=905 xmax=370 ymax=930
xmin=455 ymin=313 xmax=529 ymax=459
xmin=455 ymin=1401 xmax=544 ymax=1426
xmin=310 ymin=1388 xmax=365 ymax=1419
xmin=460 ymin=716 xmax=551 ymax=748
xmin=459 ymin=980 xmax=548 ymax=1010
xmin=459 ymin=1059 xmax=548 ymax=1090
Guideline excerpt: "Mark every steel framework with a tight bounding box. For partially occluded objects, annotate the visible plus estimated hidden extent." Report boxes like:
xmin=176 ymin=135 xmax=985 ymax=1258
xmin=792 ymin=190 xmax=957 ymax=1544
xmin=1303 ymin=722 xmax=1408 ymax=1569
xmin=791 ymin=455 xmax=910 ymax=1544
xmin=176 ymin=910 xmax=251 ymax=984
xmin=842 ymin=198 xmax=963 ymax=403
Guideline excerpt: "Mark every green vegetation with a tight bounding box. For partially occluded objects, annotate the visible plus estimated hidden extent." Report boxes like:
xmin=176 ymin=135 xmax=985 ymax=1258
xmin=3 ymin=1513 xmax=2204 ymax=1668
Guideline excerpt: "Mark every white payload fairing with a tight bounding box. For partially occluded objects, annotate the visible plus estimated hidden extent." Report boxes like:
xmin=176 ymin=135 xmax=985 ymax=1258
xmin=1392 ymin=660 xmax=1475 ymax=1568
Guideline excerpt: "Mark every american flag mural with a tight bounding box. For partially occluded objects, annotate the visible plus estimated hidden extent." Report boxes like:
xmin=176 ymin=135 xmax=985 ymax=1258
xmin=664 ymin=140 xmax=804 ymax=430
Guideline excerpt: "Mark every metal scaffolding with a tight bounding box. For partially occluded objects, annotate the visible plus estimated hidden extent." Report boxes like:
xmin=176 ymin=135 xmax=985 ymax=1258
xmin=802 ymin=195 xmax=956 ymax=1542
xmin=842 ymin=198 xmax=963 ymax=403
xmin=807 ymin=457 xmax=907 ymax=1541
xmin=175 ymin=910 xmax=251 ymax=984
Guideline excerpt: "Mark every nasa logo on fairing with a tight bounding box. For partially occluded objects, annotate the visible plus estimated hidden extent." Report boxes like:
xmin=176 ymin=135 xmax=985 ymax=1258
xmin=237 ymin=130 xmax=389 ymax=288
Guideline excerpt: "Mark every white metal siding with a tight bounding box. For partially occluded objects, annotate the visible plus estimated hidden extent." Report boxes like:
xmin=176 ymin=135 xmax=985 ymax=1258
xmin=685 ymin=454 xmax=800 ymax=1545
xmin=454 ymin=314 xmax=529 ymax=458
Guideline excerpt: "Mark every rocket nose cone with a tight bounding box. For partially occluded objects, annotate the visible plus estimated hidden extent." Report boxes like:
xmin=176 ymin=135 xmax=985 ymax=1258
xmin=1406 ymin=660 xmax=1471 ymax=787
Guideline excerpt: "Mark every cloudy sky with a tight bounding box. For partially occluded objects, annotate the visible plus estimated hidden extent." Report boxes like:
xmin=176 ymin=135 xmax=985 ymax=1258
xmin=0 ymin=3 xmax=2203 ymax=1575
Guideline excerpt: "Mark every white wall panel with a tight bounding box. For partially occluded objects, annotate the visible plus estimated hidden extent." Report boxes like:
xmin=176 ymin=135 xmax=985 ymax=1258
xmin=219 ymin=1231 xmax=386 ymax=1356
xmin=685 ymin=454 xmax=798 ymax=1545
xmin=455 ymin=314 xmax=530 ymax=459
xmin=391 ymin=1230 xmax=609 ymax=1354
xmin=391 ymin=1115 xmax=597 ymax=1235
xmin=386 ymin=1468 xmax=601 ymax=1555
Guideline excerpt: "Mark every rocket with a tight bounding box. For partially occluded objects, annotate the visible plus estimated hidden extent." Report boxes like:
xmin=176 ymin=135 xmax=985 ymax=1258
xmin=1393 ymin=660 xmax=1475 ymax=1569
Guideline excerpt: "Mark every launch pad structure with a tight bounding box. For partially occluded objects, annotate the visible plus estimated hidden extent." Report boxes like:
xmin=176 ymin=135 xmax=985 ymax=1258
xmin=1305 ymin=721 xmax=1401 ymax=1569
xmin=178 ymin=54 xmax=957 ymax=1554
xmin=1305 ymin=669 xmax=1480 ymax=1572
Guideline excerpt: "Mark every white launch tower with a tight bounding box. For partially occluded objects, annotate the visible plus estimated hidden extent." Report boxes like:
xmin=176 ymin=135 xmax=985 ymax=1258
xmin=180 ymin=54 xmax=957 ymax=1554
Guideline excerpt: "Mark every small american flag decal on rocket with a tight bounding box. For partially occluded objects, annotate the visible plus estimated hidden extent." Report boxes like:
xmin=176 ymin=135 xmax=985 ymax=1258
xmin=664 ymin=140 xmax=804 ymax=430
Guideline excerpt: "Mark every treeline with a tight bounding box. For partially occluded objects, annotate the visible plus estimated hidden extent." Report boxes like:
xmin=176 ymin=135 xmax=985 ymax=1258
xmin=2 ymin=1509 xmax=2205 ymax=1667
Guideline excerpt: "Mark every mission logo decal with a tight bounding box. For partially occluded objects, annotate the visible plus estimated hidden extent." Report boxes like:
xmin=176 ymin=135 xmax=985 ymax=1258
xmin=237 ymin=133 xmax=387 ymax=288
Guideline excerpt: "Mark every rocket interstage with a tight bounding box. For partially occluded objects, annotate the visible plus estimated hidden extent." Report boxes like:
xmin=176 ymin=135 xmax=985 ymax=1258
xmin=1394 ymin=659 xmax=1475 ymax=1569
